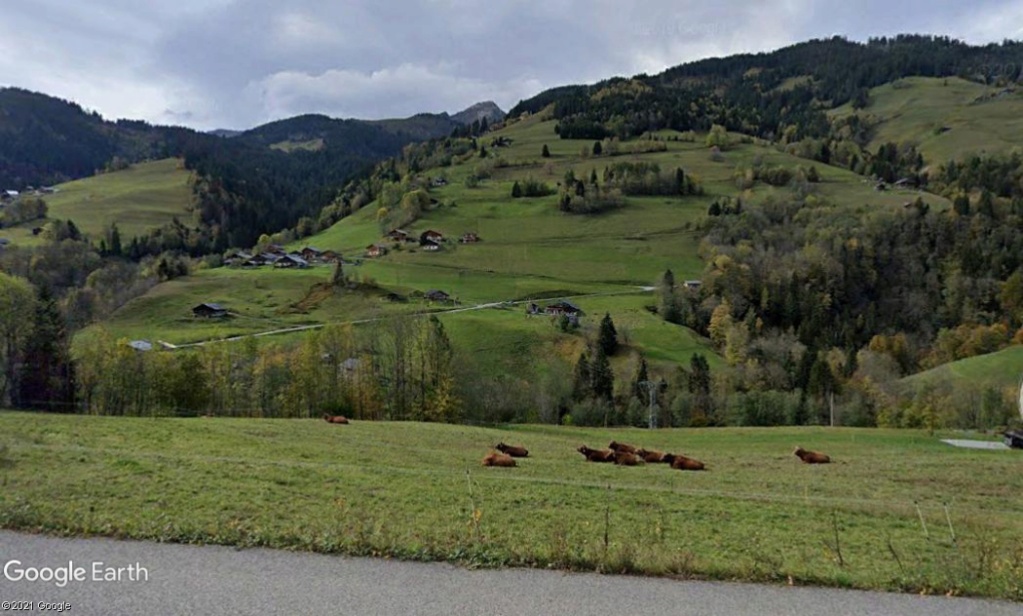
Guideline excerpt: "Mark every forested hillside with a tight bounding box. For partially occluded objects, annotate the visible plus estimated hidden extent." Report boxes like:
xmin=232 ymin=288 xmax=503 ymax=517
xmin=510 ymin=35 xmax=1023 ymax=141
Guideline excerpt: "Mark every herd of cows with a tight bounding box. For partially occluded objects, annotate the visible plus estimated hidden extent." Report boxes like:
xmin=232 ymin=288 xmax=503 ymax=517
xmin=321 ymin=415 xmax=834 ymax=468
xmin=480 ymin=441 xmax=832 ymax=469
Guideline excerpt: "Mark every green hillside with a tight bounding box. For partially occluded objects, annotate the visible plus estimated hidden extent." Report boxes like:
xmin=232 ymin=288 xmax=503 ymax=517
xmin=2 ymin=158 xmax=192 ymax=244
xmin=829 ymin=77 xmax=1023 ymax=164
xmin=92 ymin=112 xmax=954 ymax=384
xmin=901 ymin=344 xmax=1023 ymax=394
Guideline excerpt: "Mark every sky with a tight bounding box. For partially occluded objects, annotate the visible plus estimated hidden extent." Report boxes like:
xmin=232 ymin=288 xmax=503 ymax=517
xmin=2 ymin=0 xmax=1021 ymax=131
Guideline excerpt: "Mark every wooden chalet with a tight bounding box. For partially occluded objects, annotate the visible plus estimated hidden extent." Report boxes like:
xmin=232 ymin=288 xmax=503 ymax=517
xmin=300 ymin=246 xmax=323 ymax=261
xmin=366 ymin=244 xmax=388 ymax=258
xmin=386 ymin=229 xmax=411 ymax=242
xmin=274 ymin=253 xmax=309 ymax=269
xmin=420 ymin=229 xmax=444 ymax=243
xmin=224 ymin=250 xmax=252 ymax=266
xmin=424 ymin=289 xmax=451 ymax=302
xmin=420 ymin=238 xmax=441 ymax=251
xmin=544 ymin=300 xmax=582 ymax=316
xmin=192 ymin=303 xmax=228 ymax=318
xmin=459 ymin=232 xmax=480 ymax=244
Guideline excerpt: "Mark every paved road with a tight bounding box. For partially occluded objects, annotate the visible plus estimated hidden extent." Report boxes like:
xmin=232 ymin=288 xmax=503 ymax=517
xmin=0 ymin=531 xmax=1018 ymax=616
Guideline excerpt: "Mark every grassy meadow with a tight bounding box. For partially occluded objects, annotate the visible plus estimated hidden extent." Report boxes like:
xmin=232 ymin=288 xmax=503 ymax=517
xmin=829 ymin=76 xmax=1023 ymax=164
xmin=0 ymin=158 xmax=194 ymax=247
xmin=901 ymin=345 xmax=1023 ymax=394
xmin=1 ymin=412 xmax=1020 ymax=600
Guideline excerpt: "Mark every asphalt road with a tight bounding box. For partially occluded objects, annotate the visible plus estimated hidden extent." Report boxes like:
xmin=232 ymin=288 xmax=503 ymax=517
xmin=1 ymin=531 xmax=1019 ymax=616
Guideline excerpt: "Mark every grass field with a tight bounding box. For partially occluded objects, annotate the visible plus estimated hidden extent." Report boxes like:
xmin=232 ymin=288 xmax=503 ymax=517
xmin=829 ymin=77 xmax=1023 ymax=165
xmin=900 ymin=345 xmax=1023 ymax=393
xmin=1 ymin=158 xmax=193 ymax=246
xmin=1 ymin=413 xmax=1020 ymax=600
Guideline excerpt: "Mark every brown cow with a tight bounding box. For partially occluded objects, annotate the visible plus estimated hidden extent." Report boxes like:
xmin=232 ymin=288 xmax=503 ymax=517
xmin=636 ymin=448 xmax=668 ymax=463
xmin=664 ymin=453 xmax=706 ymax=471
xmin=608 ymin=440 xmax=637 ymax=454
xmin=793 ymin=446 xmax=831 ymax=464
xmin=495 ymin=442 xmax=529 ymax=457
xmin=613 ymin=451 xmax=644 ymax=466
xmin=481 ymin=451 xmax=517 ymax=467
xmin=577 ymin=445 xmax=616 ymax=462
xmin=323 ymin=414 xmax=350 ymax=424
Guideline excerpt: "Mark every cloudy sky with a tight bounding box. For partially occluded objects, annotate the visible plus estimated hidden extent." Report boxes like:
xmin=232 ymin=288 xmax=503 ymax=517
xmin=2 ymin=0 xmax=1020 ymax=131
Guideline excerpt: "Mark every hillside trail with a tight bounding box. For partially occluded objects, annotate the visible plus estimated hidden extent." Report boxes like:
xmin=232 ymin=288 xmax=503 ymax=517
xmin=160 ymin=287 xmax=653 ymax=350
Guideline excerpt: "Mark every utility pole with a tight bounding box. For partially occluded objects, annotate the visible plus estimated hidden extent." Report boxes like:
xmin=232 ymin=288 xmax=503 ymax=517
xmin=639 ymin=380 xmax=658 ymax=429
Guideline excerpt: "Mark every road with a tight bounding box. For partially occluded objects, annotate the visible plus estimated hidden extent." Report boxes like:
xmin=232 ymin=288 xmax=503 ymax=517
xmin=1 ymin=531 xmax=1018 ymax=616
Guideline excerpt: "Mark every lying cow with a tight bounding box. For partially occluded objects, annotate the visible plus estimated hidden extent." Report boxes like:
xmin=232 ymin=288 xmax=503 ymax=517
xmin=793 ymin=446 xmax=831 ymax=464
xmin=613 ymin=451 xmax=644 ymax=466
xmin=578 ymin=445 xmax=616 ymax=462
xmin=609 ymin=440 xmax=637 ymax=454
xmin=663 ymin=453 xmax=706 ymax=471
xmin=495 ymin=442 xmax=529 ymax=457
xmin=323 ymin=414 xmax=349 ymax=424
xmin=481 ymin=451 xmax=517 ymax=467
xmin=636 ymin=448 xmax=668 ymax=463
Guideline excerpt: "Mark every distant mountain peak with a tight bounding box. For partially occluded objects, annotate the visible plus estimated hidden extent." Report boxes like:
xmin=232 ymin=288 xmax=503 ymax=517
xmin=451 ymin=101 xmax=505 ymax=126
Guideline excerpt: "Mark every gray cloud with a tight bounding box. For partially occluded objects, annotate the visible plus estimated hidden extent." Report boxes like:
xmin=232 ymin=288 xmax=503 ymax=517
xmin=1 ymin=0 xmax=1019 ymax=130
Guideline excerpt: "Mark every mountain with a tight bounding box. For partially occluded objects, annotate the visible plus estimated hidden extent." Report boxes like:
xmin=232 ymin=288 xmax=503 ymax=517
xmin=508 ymin=35 xmax=1023 ymax=143
xmin=0 ymin=87 xmax=194 ymax=189
xmin=451 ymin=101 xmax=505 ymax=126
xmin=208 ymin=129 xmax=243 ymax=138
xmin=0 ymin=89 xmax=488 ymax=252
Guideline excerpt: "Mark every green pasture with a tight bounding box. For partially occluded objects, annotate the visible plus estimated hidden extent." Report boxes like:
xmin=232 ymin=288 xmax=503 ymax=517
xmin=46 ymin=158 xmax=192 ymax=240
xmin=830 ymin=77 xmax=1023 ymax=164
xmin=1 ymin=413 xmax=1020 ymax=600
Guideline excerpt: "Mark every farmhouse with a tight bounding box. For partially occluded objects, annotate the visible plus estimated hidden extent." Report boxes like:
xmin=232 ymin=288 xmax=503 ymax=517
xmin=366 ymin=244 xmax=388 ymax=258
xmin=424 ymin=289 xmax=451 ymax=303
xmin=544 ymin=300 xmax=582 ymax=316
xmin=420 ymin=238 xmax=441 ymax=251
xmin=420 ymin=229 xmax=444 ymax=243
xmin=386 ymin=229 xmax=411 ymax=242
xmin=192 ymin=303 xmax=228 ymax=318
xmin=224 ymin=250 xmax=252 ymax=266
xmin=460 ymin=232 xmax=480 ymax=244
xmin=274 ymin=253 xmax=309 ymax=269
xmin=299 ymin=246 xmax=323 ymax=261
xmin=683 ymin=280 xmax=702 ymax=290
xmin=319 ymin=250 xmax=341 ymax=263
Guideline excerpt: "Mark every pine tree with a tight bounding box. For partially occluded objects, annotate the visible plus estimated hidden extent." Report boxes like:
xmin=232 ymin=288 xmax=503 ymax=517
xmin=541 ymin=144 xmax=550 ymax=158
xmin=590 ymin=346 xmax=614 ymax=402
xmin=108 ymin=223 xmax=122 ymax=257
xmin=511 ymin=181 xmax=522 ymax=198
xmin=592 ymin=141 xmax=603 ymax=156
xmin=17 ymin=286 xmax=73 ymax=411
xmin=687 ymin=353 xmax=711 ymax=395
xmin=659 ymin=269 xmax=681 ymax=324
xmin=572 ymin=351 xmax=591 ymax=401
xmin=598 ymin=312 xmax=618 ymax=356
xmin=331 ymin=261 xmax=345 ymax=287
